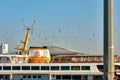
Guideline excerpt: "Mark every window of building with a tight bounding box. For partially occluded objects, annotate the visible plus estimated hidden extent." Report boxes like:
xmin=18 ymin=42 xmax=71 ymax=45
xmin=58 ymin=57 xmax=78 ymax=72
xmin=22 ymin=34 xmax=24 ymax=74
xmin=12 ymin=66 xmax=20 ymax=70
xmin=3 ymin=66 xmax=11 ymax=70
xmin=41 ymin=66 xmax=49 ymax=70
xmin=22 ymin=66 xmax=30 ymax=70
xmin=61 ymin=66 xmax=70 ymax=70
xmin=31 ymin=66 xmax=39 ymax=70
xmin=51 ymin=66 xmax=59 ymax=70
xmin=71 ymin=66 xmax=80 ymax=70
xmin=81 ymin=66 xmax=90 ymax=70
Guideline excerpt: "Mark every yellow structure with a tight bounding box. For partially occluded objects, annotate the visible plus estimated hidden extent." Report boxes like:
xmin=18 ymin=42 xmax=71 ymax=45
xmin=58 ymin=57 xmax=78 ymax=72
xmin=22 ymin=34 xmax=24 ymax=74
xmin=28 ymin=47 xmax=51 ymax=63
xmin=16 ymin=20 xmax=35 ymax=54
xmin=16 ymin=20 xmax=51 ymax=63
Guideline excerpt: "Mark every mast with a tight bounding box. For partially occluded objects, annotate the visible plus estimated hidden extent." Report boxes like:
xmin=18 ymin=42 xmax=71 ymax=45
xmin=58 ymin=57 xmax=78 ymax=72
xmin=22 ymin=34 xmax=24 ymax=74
xmin=22 ymin=27 xmax=34 ymax=54
xmin=16 ymin=20 xmax=35 ymax=54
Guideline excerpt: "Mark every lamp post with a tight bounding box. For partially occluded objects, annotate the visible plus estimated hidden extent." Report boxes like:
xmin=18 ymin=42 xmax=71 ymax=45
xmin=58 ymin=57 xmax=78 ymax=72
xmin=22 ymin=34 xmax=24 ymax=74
xmin=104 ymin=0 xmax=114 ymax=80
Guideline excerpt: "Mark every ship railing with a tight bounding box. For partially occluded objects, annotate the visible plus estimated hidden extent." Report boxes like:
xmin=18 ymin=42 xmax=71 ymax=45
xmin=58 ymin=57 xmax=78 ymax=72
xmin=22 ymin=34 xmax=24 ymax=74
xmin=1 ymin=59 xmax=120 ymax=64
xmin=51 ymin=59 xmax=120 ymax=63
xmin=50 ymin=60 xmax=103 ymax=63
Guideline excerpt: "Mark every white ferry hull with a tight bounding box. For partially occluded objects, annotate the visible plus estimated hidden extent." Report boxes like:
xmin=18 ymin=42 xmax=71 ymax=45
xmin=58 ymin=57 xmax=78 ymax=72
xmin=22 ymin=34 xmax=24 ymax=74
xmin=0 ymin=63 xmax=118 ymax=80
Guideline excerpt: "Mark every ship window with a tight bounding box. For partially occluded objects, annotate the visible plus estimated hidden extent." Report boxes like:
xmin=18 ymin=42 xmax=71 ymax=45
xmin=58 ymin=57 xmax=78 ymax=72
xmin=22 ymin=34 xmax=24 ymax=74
xmin=3 ymin=66 xmax=11 ymax=70
xmin=23 ymin=75 xmax=26 ymax=78
xmin=82 ymin=66 xmax=90 ymax=70
xmin=61 ymin=66 xmax=70 ymax=70
xmin=22 ymin=66 xmax=30 ymax=70
xmin=115 ymin=65 xmax=120 ymax=70
xmin=0 ymin=75 xmax=3 ymax=79
xmin=51 ymin=66 xmax=59 ymax=70
xmin=12 ymin=66 xmax=20 ymax=70
xmin=56 ymin=75 xmax=61 ymax=79
xmin=62 ymin=75 xmax=71 ymax=79
xmin=71 ymin=66 xmax=80 ymax=70
xmin=28 ymin=75 xmax=31 ymax=78
xmin=31 ymin=66 xmax=39 ymax=70
xmin=38 ymin=75 xmax=41 ymax=78
xmin=33 ymin=75 xmax=36 ymax=78
xmin=72 ymin=75 xmax=81 ymax=79
xmin=97 ymin=65 xmax=104 ymax=72
xmin=4 ymin=75 xmax=9 ymax=79
xmin=93 ymin=75 xmax=103 ymax=80
xmin=0 ymin=66 xmax=2 ymax=70
xmin=41 ymin=66 xmax=49 ymax=70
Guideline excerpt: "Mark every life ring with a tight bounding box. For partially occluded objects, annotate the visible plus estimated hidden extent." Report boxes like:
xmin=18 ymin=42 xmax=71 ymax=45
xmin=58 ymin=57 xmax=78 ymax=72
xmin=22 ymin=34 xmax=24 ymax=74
xmin=34 ymin=50 xmax=40 ymax=57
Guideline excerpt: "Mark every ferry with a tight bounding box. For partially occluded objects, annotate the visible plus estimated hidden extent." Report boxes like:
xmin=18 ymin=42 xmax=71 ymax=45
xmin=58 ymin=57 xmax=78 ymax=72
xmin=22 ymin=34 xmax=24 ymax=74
xmin=0 ymin=22 xmax=120 ymax=80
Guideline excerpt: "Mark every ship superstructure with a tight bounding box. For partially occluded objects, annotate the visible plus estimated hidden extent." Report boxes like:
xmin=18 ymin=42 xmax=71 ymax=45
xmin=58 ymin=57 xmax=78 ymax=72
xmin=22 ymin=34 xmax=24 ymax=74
xmin=0 ymin=43 xmax=8 ymax=54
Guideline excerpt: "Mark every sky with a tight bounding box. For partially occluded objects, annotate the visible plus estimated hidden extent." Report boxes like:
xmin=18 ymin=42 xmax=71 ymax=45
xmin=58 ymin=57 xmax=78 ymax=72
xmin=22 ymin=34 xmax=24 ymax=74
xmin=0 ymin=0 xmax=120 ymax=55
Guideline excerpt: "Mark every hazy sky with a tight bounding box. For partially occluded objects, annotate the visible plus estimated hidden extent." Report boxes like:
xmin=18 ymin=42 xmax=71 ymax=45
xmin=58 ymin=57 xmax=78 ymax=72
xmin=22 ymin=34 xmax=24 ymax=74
xmin=0 ymin=0 xmax=120 ymax=55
